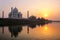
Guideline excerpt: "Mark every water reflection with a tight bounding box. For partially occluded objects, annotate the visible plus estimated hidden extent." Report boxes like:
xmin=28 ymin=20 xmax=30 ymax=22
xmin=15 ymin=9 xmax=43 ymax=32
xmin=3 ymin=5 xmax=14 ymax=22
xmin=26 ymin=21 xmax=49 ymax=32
xmin=2 ymin=26 xmax=4 ymax=34
xmin=0 ymin=23 xmax=60 ymax=40
xmin=27 ymin=23 xmax=46 ymax=34
xmin=27 ymin=23 xmax=36 ymax=34
xmin=43 ymin=25 xmax=48 ymax=30
xmin=37 ymin=23 xmax=46 ymax=26
xmin=1 ymin=23 xmax=46 ymax=38
xmin=1 ymin=22 xmax=48 ymax=37
xmin=8 ymin=25 xmax=22 ymax=37
xmin=28 ymin=23 xmax=36 ymax=29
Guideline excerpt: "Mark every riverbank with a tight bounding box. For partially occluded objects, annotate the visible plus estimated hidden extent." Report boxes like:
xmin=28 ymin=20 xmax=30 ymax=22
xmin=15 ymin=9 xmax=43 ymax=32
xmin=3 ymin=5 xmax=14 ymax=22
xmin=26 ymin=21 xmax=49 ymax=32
xmin=0 ymin=18 xmax=52 ymax=26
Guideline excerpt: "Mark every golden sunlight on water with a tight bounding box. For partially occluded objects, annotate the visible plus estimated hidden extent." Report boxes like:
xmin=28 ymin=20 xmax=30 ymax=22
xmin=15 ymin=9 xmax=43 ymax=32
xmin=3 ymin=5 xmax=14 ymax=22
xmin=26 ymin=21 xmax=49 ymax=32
xmin=0 ymin=23 xmax=60 ymax=40
xmin=25 ymin=23 xmax=60 ymax=39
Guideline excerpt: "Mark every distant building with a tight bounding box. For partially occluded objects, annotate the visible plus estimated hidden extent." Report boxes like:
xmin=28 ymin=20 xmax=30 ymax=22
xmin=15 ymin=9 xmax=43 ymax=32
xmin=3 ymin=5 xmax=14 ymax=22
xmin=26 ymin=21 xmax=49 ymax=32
xmin=9 ymin=7 xmax=22 ymax=19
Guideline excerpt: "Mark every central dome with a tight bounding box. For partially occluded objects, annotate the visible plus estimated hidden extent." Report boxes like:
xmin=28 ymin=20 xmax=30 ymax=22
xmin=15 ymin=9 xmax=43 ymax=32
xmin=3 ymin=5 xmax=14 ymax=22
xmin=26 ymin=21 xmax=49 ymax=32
xmin=13 ymin=7 xmax=18 ymax=13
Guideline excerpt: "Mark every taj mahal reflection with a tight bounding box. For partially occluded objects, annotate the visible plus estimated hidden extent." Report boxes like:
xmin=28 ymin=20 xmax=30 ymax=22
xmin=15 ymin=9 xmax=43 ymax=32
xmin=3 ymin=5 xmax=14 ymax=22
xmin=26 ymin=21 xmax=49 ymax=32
xmin=0 ymin=23 xmax=60 ymax=40
xmin=8 ymin=25 xmax=22 ymax=37
xmin=1 ymin=23 xmax=46 ymax=38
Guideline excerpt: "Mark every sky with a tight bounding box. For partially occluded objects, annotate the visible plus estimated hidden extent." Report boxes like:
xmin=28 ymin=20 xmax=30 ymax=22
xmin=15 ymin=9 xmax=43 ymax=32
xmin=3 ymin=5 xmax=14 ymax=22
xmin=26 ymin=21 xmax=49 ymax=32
xmin=0 ymin=0 xmax=60 ymax=20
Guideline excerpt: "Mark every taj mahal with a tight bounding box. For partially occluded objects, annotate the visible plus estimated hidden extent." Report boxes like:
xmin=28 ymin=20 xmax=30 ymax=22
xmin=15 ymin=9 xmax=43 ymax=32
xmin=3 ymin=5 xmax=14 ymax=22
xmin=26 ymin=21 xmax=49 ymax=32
xmin=9 ymin=7 xmax=22 ymax=19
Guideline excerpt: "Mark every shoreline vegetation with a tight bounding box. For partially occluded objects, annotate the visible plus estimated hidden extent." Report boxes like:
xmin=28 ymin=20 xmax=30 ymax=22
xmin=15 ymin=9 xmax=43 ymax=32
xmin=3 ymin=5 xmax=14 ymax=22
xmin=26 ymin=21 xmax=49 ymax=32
xmin=0 ymin=18 xmax=52 ymax=26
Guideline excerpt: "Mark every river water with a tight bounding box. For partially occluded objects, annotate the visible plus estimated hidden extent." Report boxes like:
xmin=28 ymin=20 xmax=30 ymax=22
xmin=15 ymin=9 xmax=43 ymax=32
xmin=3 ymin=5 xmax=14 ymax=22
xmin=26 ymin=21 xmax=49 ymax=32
xmin=0 ymin=22 xmax=60 ymax=40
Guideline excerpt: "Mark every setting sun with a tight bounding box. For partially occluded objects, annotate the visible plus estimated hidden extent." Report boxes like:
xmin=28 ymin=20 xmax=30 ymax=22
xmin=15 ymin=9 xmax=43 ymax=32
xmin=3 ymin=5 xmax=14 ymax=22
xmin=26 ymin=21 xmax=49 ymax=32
xmin=42 ymin=12 xmax=49 ymax=18
xmin=44 ymin=14 xmax=48 ymax=18
xmin=41 ymin=8 xmax=51 ymax=18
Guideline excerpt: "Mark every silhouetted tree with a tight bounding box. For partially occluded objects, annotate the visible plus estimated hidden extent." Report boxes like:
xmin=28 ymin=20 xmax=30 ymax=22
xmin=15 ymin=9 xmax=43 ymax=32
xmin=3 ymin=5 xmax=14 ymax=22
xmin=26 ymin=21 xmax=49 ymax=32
xmin=28 ymin=15 xmax=36 ymax=21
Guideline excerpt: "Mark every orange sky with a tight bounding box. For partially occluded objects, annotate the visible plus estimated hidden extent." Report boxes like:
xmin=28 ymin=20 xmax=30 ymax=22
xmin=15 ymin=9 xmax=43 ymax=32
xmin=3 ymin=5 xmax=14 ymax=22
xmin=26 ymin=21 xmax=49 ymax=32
xmin=0 ymin=0 xmax=60 ymax=20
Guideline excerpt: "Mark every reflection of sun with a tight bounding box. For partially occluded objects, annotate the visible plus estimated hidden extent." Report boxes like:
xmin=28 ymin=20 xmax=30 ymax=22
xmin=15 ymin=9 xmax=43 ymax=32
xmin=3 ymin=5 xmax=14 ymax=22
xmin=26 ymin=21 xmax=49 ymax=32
xmin=44 ymin=26 xmax=48 ymax=30
xmin=43 ymin=25 xmax=48 ymax=31
xmin=42 ymin=25 xmax=49 ymax=35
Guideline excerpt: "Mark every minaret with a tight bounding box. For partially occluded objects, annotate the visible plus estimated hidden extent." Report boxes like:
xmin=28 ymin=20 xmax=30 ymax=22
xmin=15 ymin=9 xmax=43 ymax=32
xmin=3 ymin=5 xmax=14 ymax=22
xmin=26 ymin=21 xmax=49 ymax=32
xmin=27 ymin=10 xmax=29 ymax=18
xmin=2 ymin=11 xmax=4 ymax=18
xmin=11 ymin=7 xmax=13 ymax=12
xmin=11 ymin=7 xmax=13 ymax=18
xmin=2 ymin=11 xmax=4 ymax=34
xmin=11 ymin=7 xmax=13 ymax=14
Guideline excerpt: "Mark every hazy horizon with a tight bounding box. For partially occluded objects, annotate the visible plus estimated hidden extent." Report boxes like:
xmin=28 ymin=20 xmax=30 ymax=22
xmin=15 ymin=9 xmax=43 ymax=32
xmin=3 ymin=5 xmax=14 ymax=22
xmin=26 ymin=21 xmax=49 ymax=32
xmin=0 ymin=0 xmax=60 ymax=20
